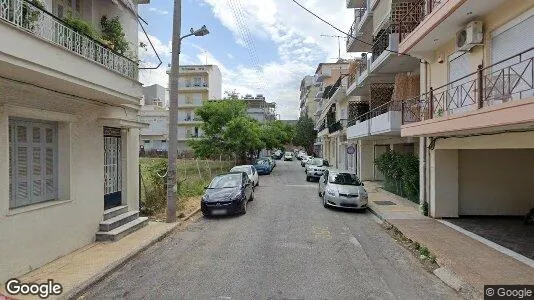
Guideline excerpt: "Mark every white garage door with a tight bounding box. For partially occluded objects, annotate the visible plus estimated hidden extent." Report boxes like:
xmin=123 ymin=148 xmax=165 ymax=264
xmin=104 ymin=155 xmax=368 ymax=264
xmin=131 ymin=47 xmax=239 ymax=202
xmin=491 ymin=12 xmax=534 ymax=103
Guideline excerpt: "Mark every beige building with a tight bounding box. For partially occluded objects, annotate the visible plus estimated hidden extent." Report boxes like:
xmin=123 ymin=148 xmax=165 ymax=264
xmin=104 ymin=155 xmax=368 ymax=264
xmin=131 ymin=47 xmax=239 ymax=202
xmin=173 ymin=65 xmax=222 ymax=154
xmin=345 ymin=0 xmax=421 ymax=180
xmin=0 ymin=0 xmax=150 ymax=283
xmin=397 ymin=0 xmax=534 ymax=218
xmin=299 ymin=75 xmax=318 ymax=121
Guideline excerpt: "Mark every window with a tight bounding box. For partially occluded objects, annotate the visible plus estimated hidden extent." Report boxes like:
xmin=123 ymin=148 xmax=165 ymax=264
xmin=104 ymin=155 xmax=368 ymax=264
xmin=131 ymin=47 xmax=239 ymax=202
xmin=144 ymin=140 xmax=151 ymax=144
xmin=193 ymin=77 xmax=202 ymax=87
xmin=9 ymin=119 xmax=58 ymax=208
xmin=185 ymin=96 xmax=193 ymax=104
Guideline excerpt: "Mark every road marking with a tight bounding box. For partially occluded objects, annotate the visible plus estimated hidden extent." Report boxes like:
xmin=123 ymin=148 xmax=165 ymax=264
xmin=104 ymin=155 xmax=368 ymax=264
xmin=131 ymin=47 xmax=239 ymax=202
xmin=349 ymin=236 xmax=362 ymax=248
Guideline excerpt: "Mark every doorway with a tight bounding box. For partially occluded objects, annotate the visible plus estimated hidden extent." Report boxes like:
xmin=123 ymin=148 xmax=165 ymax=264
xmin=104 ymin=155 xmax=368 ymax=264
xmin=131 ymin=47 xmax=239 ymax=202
xmin=104 ymin=127 xmax=122 ymax=209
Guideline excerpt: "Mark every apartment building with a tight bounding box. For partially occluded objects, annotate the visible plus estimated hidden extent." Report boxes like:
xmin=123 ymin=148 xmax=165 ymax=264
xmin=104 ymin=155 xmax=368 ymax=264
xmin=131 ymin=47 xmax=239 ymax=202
xmin=345 ymin=0 xmax=422 ymax=180
xmin=174 ymin=65 xmax=222 ymax=154
xmin=299 ymin=75 xmax=319 ymax=121
xmin=140 ymin=84 xmax=168 ymax=152
xmin=313 ymin=61 xmax=351 ymax=163
xmin=243 ymin=94 xmax=276 ymax=122
xmin=0 ymin=0 xmax=149 ymax=283
xmin=398 ymin=0 xmax=534 ymax=218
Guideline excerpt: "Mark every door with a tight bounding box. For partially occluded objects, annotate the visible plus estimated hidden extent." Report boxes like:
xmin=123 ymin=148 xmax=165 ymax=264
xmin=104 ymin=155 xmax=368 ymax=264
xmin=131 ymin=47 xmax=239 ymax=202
xmin=104 ymin=127 xmax=122 ymax=209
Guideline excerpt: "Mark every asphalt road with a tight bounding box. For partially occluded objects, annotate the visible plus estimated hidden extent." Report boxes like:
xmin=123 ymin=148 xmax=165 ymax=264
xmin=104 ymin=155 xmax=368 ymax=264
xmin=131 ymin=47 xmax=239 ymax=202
xmin=82 ymin=160 xmax=459 ymax=300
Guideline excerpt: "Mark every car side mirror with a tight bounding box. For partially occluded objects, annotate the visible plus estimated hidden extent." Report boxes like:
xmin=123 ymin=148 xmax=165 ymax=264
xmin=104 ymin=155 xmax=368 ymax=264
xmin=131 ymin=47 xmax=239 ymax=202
xmin=361 ymin=183 xmax=364 ymax=186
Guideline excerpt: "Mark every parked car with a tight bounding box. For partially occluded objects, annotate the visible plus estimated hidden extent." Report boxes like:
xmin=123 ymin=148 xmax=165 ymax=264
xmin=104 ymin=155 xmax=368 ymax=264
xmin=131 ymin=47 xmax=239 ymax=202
xmin=230 ymin=165 xmax=259 ymax=187
xmin=318 ymin=170 xmax=368 ymax=210
xmin=305 ymin=158 xmax=329 ymax=181
xmin=296 ymin=150 xmax=307 ymax=160
xmin=272 ymin=150 xmax=283 ymax=160
xmin=253 ymin=159 xmax=272 ymax=175
xmin=301 ymin=155 xmax=311 ymax=167
xmin=260 ymin=156 xmax=276 ymax=169
xmin=284 ymin=151 xmax=294 ymax=161
xmin=201 ymin=172 xmax=254 ymax=217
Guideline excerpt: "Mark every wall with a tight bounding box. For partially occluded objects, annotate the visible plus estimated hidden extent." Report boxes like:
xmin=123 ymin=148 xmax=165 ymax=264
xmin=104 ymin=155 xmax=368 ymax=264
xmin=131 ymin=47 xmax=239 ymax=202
xmin=458 ymin=149 xmax=534 ymax=215
xmin=373 ymin=0 xmax=392 ymax=34
xmin=430 ymin=149 xmax=459 ymax=217
xmin=0 ymin=78 xmax=140 ymax=283
xmin=208 ymin=66 xmax=223 ymax=99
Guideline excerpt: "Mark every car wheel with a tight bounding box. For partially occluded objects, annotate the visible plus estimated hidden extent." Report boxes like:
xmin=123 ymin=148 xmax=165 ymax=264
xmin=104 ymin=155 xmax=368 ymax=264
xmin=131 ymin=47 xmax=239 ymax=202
xmin=322 ymin=195 xmax=328 ymax=208
xmin=306 ymin=176 xmax=310 ymax=182
xmin=249 ymin=191 xmax=254 ymax=201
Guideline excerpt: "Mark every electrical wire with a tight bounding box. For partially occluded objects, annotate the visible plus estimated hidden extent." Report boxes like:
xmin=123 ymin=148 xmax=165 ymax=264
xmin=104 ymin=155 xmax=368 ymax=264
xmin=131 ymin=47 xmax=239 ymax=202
xmin=290 ymin=0 xmax=412 ymax=57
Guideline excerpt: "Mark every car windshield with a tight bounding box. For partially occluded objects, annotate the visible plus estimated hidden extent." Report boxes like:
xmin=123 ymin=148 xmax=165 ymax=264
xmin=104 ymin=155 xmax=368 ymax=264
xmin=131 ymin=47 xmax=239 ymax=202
xmin=231 ymin=166 xmax=252 ymax=175
xmin=256 ymin=159 xmax=269 ymax=165
xmin=208 ymin=174 xmax=242 ymax=188
xmin=329 ymin=173 xmax=362 ymax=186
xmin=285 ymin=152 xmax=292 ymax=156
xmin=308 ymin=158 xmax=323 ymax=166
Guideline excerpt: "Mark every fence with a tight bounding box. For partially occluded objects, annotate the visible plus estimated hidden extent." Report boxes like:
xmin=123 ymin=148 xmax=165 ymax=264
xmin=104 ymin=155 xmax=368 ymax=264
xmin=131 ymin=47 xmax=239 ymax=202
xmin=139 ymin=157 xmax=235 ymax=215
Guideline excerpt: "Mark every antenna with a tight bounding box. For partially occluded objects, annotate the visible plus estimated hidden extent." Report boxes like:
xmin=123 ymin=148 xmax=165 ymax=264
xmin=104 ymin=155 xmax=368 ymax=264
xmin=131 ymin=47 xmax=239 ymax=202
xmin=320 ymin=34 xmax=347 ymax=60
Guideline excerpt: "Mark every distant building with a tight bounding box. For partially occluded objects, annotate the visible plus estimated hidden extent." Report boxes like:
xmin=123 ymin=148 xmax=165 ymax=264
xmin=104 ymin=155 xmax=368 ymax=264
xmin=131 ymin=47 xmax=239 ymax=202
xmin=142 ymin=84 xmax=167 ymax=107
xmin=139 ymin=104 xmax=168 ymax=152
xmin=242 ymin=94 xmax=276 ymax=122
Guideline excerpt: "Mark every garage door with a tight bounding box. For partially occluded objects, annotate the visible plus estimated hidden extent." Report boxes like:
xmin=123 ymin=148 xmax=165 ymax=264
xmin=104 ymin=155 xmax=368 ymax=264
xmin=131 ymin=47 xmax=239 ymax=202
xmin=491 ymin=12 xmax=534 ymax=103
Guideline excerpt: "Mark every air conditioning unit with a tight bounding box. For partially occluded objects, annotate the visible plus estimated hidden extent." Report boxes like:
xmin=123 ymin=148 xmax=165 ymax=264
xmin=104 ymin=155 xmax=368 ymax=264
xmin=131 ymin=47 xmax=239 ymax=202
xmin=456 ymin=21 xmax=483 ymax=51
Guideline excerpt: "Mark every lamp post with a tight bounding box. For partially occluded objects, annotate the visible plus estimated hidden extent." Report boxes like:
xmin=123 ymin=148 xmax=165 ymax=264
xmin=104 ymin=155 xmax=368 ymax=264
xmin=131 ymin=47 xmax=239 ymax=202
xmin=167 ymin=0 xmax=209 ymax=223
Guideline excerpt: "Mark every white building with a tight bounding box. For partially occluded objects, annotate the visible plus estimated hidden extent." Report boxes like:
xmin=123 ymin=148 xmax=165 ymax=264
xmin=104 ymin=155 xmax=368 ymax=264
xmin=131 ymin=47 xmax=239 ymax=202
xmin=0 ymin=0 xmax=149 ymax=283
xmin=140 ymin=84 xmax=168 ymax=152
xmin=173 ymin=65 xmax=222 ymax=154
xmin=243 ymin=94 xmax=276 ymax=123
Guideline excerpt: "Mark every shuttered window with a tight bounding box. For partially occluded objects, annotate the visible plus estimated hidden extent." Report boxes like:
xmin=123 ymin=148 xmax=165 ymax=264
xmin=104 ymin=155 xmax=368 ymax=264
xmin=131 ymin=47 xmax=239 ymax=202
xmin=9 ymin=119 xmax=58 ymax=208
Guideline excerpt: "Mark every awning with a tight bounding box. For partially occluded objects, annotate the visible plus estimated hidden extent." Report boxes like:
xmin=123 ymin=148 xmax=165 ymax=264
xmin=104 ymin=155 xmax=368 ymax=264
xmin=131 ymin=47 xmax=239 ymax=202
xmin=98 ymin=118 xmax=149 ymax=129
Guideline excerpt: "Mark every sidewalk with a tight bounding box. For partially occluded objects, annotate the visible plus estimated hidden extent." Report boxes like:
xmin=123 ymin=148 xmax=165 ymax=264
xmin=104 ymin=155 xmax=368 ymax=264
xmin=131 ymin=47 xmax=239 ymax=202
xmin=365 ymin=181 xmax=534 ymax=298
xmin=1 ymin=221 xmax=179 ymax=300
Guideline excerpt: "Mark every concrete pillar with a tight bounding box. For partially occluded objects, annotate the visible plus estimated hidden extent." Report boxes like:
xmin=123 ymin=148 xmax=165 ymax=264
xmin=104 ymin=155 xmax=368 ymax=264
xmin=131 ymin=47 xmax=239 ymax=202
xmin=419 ymin=137 xmax=426 ymax=206
xmin=430 ymin=149 xmax=459 ymax=218
xmin=358 ymin=140 xmax=374 ymax=181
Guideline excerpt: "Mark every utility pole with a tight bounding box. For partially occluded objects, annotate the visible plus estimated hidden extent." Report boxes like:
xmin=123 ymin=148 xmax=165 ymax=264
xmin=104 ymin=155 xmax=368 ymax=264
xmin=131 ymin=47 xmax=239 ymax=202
xmin=167 ymin=0 xmax=182 ymax=223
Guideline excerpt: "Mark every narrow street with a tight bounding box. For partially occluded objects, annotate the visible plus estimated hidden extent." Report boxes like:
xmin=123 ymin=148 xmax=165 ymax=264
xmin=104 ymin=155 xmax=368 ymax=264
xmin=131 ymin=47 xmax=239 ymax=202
xmin=83 ymin=161 xmax=459 ymax=299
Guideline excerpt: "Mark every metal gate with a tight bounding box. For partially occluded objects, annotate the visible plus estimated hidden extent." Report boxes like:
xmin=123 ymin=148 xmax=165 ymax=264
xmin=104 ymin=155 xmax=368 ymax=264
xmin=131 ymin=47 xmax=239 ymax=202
xmin=104 ymin=127 xmax=122 ymax=209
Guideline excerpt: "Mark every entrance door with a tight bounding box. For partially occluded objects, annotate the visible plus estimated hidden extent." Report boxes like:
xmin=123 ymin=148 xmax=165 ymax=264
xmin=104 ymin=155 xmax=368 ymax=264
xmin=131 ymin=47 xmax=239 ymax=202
xmin=104 ymin=127 xmax=122 ymax=209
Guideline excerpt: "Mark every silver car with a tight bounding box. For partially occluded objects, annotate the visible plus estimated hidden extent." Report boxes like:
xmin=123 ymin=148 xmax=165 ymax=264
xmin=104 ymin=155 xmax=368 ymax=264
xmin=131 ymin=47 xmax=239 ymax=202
xmin=305 ymin=158 xmax=329 ymax=181
xmin=318 ymin=170 xmax=368 ymax=210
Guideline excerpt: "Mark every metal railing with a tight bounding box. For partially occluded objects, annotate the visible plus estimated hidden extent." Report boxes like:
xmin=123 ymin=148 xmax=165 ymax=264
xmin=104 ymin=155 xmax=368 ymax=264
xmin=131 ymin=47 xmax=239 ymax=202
xmin=0 ymin=0 xmax=138 ymax=79
xmin=397 ymin=0 xmax=427 ymax=43
xmin=372 ymin=26 xmax=391 ymax=61
xmin=402 ymin=46 xmax=534 ymax=124
xmin=346 ymin=7 xmax=366 ymax=48
xmin=328 ymin=119 xmax=347 ymax=134
xmin=347 ymin=100 xmax=402 ymax=126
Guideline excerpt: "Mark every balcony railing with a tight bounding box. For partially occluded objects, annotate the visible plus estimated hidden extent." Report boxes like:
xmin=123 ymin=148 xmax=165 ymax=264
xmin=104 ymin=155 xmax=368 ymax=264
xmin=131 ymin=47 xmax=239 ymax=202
xmin=348 ymin=101 xmax=401 ymax=126
xmin=182 ymin=82 xmax=208 ymax=88
xmin=402 ymin=47 xmax=534 ymax=124
xmin=0 ymin=0 xmax=138 ymax=79
xmin=328 ymin=119 xmax=347 ymax=134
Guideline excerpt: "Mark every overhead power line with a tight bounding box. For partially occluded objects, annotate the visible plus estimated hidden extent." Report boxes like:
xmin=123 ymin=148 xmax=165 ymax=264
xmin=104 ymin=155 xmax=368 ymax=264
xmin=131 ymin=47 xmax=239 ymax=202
xmin=290 ymin=0 xmax=411 ymax=57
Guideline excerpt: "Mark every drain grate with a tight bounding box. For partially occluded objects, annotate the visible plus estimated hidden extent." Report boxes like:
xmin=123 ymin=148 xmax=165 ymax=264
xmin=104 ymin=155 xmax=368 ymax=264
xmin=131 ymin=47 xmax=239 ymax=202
xmin=374 ymin=200 xmax=397 ymax=206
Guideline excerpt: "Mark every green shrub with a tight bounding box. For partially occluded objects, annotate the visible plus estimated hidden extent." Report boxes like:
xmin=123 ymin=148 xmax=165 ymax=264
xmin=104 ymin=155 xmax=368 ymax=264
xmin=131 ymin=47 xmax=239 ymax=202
xmin=374 ymin=151 xmax=420 ymax=203
xmin=64 ymin=14 xmax=99 ymax=39
xmin=419 ymin=246 xmax=430 ymax=257
xmin=100 ymin=16 xmax=129 ymax=55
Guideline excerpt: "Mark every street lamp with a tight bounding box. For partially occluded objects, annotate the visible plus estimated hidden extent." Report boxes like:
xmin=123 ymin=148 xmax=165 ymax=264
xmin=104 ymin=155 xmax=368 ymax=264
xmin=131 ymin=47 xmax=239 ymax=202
xmin=167 ymin=1 xmax=210 ymax=223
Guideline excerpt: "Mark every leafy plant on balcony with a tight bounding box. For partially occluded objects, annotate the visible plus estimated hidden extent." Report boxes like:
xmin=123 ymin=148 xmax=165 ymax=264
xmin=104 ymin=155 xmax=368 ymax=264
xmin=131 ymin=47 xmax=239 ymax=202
xmin=63 ymin=14 xmax=99 ymax=39
xmin=21 ymin=0 xmax=45 ymax=30
xmin=100 ymin=16 xmax=129 ymax=55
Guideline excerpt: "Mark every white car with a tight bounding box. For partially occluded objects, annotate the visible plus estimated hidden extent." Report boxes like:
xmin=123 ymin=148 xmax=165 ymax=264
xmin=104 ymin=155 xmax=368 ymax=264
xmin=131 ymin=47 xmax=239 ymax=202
xmin=284 ymin=151 xmax=294 ymax=161
xmin=230 ymin=165 xmax=259 ymax=187
xmin=301 ymin=155 xmax=311 ymax=167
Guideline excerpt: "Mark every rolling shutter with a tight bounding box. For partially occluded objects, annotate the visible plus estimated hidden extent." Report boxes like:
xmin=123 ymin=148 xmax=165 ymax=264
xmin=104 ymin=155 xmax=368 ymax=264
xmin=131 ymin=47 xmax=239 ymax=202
xmin=9 ymin=119 xmax=58 ymax=208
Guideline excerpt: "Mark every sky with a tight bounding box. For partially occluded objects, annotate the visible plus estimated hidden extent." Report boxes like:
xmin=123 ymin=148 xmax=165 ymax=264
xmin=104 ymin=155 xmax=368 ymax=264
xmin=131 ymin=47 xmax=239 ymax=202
xmin=137 ymin=0 xmax=357 ymax=120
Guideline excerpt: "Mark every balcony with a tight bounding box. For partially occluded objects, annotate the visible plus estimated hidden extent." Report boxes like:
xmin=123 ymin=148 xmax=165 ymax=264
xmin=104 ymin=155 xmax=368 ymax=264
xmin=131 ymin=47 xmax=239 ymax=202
xmin=370 ymin=25 xmax=421 ymax=74
xmin=399 ymin=0 xmax=506 ymax=57
xmin=347 ymin=55 xmax=395 ymax=97
xmin=346 ymin=101 xmax=402 ymax=139
xmin=401 ymin=47 xmax=534 ymax=137
xmin=179 ymin=82 xmax=209 ymax=91
xmin=328 ymin=119 xmax=348 ymax=135
xmin=179 ymin=66 xmax=209 ymax=74
xmin=0 ymin=0 xmax=141 ymax=105
xmin=346 ymin=4 xmax=373 ymax=53
xmin=178 ymin=116 xmax=202 ymax=125
xmin=347 ymin=0 xmax=366 ymax=8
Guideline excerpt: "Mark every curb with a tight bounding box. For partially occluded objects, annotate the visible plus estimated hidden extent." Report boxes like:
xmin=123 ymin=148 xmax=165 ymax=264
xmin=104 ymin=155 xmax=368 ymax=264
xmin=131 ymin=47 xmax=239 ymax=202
xmin=181 ymin=207 xmax=201 ymax=221
xmin=368 ymin=206 xmax=476 ymax=298
xmin=66 ymin=222 xmax=180 ymax=300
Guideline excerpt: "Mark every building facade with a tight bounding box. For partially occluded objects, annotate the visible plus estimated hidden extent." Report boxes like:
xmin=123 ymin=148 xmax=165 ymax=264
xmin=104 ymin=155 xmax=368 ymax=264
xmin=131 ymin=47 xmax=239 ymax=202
xmin=345 ymin=0 xmax=422 ymax=181
xmin=174 ymin=65 xmax=222 ymax=154
xmin=299 ymin=75 xmax=318 ymax=121
xmin=397 ymin=0 xmax=534 ymax=218
xmin=0 ymin=0 xmax=149 ymax=283
xmin=243 ymin=94 xmax=276 ymax=122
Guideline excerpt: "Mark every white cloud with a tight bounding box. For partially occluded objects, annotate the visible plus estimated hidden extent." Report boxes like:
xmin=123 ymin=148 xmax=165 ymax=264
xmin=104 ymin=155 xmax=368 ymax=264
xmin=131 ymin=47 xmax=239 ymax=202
xmin=200 ymin=0 xmax=356 ymax=119
xmin=148 ymin=7 xmax=169 ymax=15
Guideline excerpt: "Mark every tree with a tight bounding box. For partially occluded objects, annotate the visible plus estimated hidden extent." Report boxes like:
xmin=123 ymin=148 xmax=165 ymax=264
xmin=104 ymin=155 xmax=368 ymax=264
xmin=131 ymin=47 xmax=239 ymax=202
xmin=292 ymin=115 xmax=317 ymax=154
xmin=223 ymin=117 xmax=264 ymax=161
xmin=259 ymin=120 xmax=294 ymax=151
xmin=223 ymin=89 xmax=240 ymax=100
